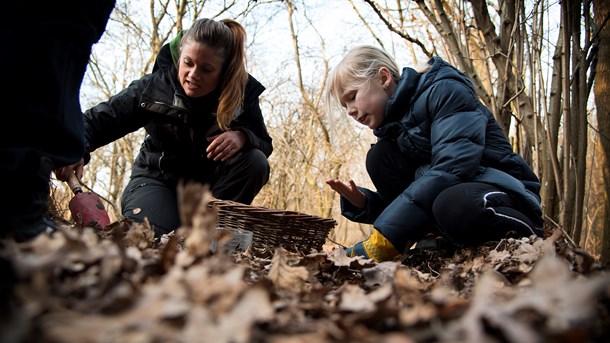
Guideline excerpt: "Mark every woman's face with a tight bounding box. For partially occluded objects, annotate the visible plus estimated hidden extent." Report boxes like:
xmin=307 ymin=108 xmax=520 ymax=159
xmin=339 ymin=72 xmax=390 ymax=130
xmin=178 ymin=40 xmax=224 ymax=98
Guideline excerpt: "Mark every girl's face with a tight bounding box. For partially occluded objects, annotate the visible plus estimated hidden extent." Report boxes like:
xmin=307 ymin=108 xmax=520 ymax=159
xmin=339 ymin=69 xmax=391 ymax=130
xmin=178 ymin=41 xmax=224 ymax=98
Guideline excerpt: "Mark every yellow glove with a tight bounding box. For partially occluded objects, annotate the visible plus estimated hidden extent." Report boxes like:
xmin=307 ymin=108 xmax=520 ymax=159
xmin=345 ymin=229 xmax=400 ymax=262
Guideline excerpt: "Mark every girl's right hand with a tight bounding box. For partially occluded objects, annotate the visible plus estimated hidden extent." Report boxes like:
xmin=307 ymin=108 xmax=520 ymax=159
xmin=326 ymin=179 xmax=366 ymax=209
xmin=53 ymin=158 xmax=85 ymax=182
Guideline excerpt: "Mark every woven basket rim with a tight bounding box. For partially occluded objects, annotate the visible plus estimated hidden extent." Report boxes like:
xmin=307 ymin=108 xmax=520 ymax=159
xmin=208 ymin=199 xmax=337 ymax=225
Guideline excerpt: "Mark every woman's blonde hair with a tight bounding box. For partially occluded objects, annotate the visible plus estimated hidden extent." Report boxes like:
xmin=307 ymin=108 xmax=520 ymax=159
xmin=181 ymin=18 xmax=248 ymax=131
xmin=325 ymin=45 xmax=400 ymax=111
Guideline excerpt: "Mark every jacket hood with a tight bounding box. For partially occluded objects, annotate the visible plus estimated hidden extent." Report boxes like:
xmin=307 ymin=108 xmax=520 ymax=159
xmin=418 ymin=57 xmax=476 ymax=96
xmin=385 ymin=57 xmax=476 ymax=121
xmin=374 ymin=57 xmax=476 ymax=137
xmin=151 ymin=32 xmax=184 ymax=76
xmin=169 ymin=31 xmax=184 ymax=66
xmin=382 ymin=67 xmax=420 ymax=124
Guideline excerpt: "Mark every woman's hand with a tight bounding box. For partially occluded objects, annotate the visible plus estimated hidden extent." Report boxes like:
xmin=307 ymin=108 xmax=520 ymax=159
xmin=326 ymin=179 xmax=366 ymax=209
xmin=53 ymin=158 xmax=85 ymax=182
xmin=206 ymin=131 xmax=246 ymax=161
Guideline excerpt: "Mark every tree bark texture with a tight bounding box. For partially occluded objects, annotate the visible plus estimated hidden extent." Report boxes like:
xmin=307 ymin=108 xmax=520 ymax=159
xmin=593 ymin=0 xmax=610 ymax=264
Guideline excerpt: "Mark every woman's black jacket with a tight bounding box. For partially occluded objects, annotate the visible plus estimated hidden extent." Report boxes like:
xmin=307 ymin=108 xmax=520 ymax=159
xmin=82 ymin=43 xmax=273 ymax=182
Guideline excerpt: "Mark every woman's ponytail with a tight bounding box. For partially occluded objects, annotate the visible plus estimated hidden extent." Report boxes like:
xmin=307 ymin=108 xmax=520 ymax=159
xmin=217 ymin=19 xmax=248 ymax=131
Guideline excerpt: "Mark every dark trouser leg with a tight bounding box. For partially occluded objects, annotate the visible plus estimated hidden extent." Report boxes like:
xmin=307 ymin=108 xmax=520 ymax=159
xmin=366 ymin=139 xmax=416 ymax=203
xmin=432 ymin=182 xmax=541 ymax=248
xmin=121 ymin=150 xmax=269 ymax=236
xmin=0 ymin=153 xmax=55 ymax=242
xmin=211 ymin=149 xmax=270 ymax=205
xmin=121 ymin=176 xmax=179 ymax=236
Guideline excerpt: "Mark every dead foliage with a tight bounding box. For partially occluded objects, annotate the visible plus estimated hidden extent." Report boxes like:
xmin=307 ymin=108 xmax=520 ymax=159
xmin=1 ymin=183 xmax=609 ymax=343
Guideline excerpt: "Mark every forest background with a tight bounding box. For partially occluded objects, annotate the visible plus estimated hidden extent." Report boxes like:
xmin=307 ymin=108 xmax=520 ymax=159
xmin=49 ymin=0 xmax=610 ymax=264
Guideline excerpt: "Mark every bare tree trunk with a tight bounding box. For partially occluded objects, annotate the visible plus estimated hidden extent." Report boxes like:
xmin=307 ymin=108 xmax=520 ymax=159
xmin=559 ymin=0 xmax=595 ymax=244
xmin=542 ymin=30 xmax=564 ymax=225
xmin=560 ymin=0 xmax=575 ymax=238
xmin=593 ymin=0 xmax=610 ymax=264
xmin=569 ymin=0 xmax=586 ymax=244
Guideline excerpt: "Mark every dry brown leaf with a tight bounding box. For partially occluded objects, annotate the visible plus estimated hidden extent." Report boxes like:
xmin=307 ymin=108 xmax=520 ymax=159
xmin=183 ymin=286 xmax=273 ymax=343
xmin=268 ymin=332 xmax=331 ymax=343
xmin=398 ymin=302 xmax=438 ymax=326
xmin=362 ymin=261 xmax=400 ymax=287
xmin=394 ymin=268 xmax=425 ymax=305
xmin=489 ymin=246 xmax=512 ymax=265
xmin=338 ymin=283 xmax=375 ymax=312
xmin=121 ymin=218 xmax=154 ymax=249
xmin=185 ymin=263 xmax=247 ymax=316
xmin=268 ymin=248 xmax=309 ymax=293
xmin=514 ymin=240 xmax=540 ymax=264
xmin=182 ymin=188 xmax=216 ymax=260
xmin=176 ymin=181 xmax=209 ymax=227
xmin=326 ymin=246 xmax=375 ymax=267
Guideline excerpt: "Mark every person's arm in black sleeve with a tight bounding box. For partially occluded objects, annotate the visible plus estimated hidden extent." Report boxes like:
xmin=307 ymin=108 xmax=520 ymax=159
xmin=340 ymin=187 xmax=388 ymax=224
xmin=83 ymin=76 xmax=152 ymax=159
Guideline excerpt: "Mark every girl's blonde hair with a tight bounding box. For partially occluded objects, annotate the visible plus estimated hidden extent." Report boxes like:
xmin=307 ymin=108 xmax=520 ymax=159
xmin=181 ymin=18 xmax=248 ymax=131
xmin=326 ymin=45 xmax=400 ymax=111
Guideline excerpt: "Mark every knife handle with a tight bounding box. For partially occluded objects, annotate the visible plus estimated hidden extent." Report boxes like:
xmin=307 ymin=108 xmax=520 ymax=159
xmin=67 ymin=172 xmax=83 ymax=194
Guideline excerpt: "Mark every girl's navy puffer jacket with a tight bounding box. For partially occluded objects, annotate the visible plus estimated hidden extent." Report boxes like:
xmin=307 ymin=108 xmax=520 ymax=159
xmin=341 ymin=57 xmax=543 ymax=247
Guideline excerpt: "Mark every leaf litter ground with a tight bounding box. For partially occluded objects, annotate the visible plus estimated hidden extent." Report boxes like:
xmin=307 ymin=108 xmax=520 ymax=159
xmin=1 ymin=183 xmax=609 ymax=343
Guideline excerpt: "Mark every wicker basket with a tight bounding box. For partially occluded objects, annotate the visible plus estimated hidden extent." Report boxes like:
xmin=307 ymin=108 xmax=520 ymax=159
xmin=208 ymin=199 xmax=337 ymax=253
